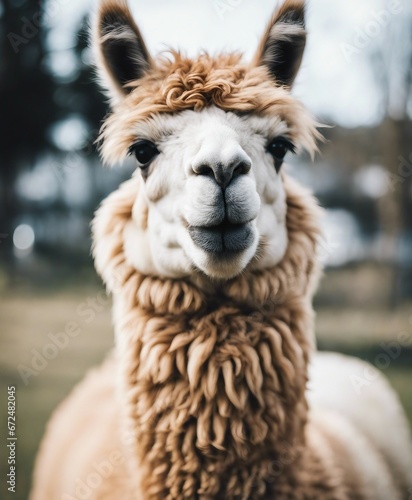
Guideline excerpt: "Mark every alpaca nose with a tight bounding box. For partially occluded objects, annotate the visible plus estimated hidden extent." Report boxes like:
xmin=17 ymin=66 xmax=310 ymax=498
xmin=192 ymin=153 xmax=252 ymax=189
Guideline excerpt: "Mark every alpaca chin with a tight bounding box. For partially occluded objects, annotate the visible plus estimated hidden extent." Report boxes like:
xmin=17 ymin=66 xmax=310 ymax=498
xmin=186 ymin=223 xmax=260 ymax=279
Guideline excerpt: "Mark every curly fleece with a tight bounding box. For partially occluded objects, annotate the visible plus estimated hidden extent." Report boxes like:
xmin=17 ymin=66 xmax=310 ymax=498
xmin=89 ymin=171 xmax=364 ymax=499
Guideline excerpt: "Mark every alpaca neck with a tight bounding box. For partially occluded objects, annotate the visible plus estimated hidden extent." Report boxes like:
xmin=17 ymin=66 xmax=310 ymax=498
xmin=93 ymin=174 xmax=321 ymax=498
xmin=114 ymin=277 xmax=312 ymax=499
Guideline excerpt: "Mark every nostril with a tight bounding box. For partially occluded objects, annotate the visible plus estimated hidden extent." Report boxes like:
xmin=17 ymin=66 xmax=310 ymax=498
xmin=192 ymin=163 xmax=214 ymax=178
xmin=233 ymin=159 xmax=251 ymax=178
xmin=192 ymin=156 xmax=251 ymax=189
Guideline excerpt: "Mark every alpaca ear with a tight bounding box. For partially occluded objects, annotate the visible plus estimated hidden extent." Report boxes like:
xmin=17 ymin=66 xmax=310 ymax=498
xmin=93 ymin=0 xmax=152 ymax=101
xmin=253 ymin=0 xmax=306 ymax=87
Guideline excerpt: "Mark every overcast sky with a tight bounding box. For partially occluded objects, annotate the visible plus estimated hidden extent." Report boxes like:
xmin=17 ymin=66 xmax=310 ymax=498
xmin=46 ymin=0 xmax=411 ymax=128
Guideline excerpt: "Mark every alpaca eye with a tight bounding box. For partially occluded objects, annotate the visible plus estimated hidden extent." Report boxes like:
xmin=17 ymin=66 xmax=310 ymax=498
xmin=130 ymin=140 xmax=159 ymax=167
xmin=267 ymin=137 xmax=296 ymax=172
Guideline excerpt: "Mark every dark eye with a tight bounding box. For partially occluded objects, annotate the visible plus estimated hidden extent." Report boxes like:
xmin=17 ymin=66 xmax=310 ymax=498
xmin=129 ymin=140 xmax=159 ymax=167
xmin=267 ymin=137 xmax=296 ymax=172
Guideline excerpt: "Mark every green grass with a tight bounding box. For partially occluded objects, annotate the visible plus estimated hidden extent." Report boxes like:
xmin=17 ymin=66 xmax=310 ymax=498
xmin=0 ymin=287 xmax=113 ymax=500
xmin=385 ymin=366 xmax=412 ymax=426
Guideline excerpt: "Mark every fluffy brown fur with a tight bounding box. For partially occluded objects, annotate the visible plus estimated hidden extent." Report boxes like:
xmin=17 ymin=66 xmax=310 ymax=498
xmin=31 ymin=0 xmax=412 ymax=498
xmin=99 ymin=52 xmax=321 ymax=165
xmin=85 ymin=173 xmax=359 ymax=499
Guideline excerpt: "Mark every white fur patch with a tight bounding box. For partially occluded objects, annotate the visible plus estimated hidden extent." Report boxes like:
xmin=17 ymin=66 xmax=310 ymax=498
xmin=123 ymin=107 xmax=291 ymax=279
xmin=308 ymin=352 xmax=412 ymax=493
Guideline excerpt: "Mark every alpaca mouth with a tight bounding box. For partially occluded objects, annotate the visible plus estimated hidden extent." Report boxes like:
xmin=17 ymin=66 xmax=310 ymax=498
xmin=189 ymin=220 xmax=254 ymax=254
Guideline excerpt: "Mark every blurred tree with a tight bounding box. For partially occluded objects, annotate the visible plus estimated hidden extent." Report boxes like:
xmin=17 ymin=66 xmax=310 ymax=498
xmin=369 ymin=6 xmax=412 ymax=300
xmin=65 ymin=16 xmax=107 ymax=133
xmin=44 ymin=15 xmax=108 ymax=213
xmin=0 ymin=2 xmax=107 ymax=258
xmin=0 ymin=0 xmax=58 ymax=253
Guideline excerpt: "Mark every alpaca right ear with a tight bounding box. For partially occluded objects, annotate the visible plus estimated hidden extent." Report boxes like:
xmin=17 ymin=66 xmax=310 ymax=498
xmin=93 ymin=0 xmax=152 ymax=102
xmin=253 ymin=0 xmax=306 ymax=87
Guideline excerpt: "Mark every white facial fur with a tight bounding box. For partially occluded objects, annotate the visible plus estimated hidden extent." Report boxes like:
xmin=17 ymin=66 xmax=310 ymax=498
xmin=123 ymin=106 xmax=289 ymax=280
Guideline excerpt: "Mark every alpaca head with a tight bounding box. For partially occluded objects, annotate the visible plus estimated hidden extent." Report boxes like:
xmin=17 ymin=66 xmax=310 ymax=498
xmin=93 ymin=0 xmax=319 ymax=280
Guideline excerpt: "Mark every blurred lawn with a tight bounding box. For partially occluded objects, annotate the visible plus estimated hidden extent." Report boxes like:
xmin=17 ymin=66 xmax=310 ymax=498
xmin=0 ymin=284 xmax=411 ymax=500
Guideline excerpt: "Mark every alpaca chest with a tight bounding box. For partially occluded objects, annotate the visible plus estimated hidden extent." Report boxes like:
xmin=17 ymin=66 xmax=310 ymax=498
xmin=122 ymin=307 xmax=307 ymax=499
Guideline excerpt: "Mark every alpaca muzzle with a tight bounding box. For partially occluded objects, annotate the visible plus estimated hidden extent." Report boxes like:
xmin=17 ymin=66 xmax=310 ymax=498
xmin=187 ymin=175 xmax=259 ymax=255
xmin=189 ymin=220 xmax=254 ymax=254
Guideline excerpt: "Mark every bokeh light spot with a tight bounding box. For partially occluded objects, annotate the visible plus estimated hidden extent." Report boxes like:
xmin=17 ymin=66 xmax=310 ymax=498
xmin=13 ymin=224 xmax=35 ymax=252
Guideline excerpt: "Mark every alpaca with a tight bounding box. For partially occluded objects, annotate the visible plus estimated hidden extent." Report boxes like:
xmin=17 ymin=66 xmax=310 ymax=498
xmin=31 ymin=0 xmax=412 ymax=498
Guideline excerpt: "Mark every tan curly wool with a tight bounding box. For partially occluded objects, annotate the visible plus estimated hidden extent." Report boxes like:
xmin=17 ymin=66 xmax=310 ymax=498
xmin=90 ymin=171 xmax=360 ymax=499
xmin=88 ymin=31 xmax=344 ymax=497
xmin=30 ymin=0 xmax=412 ymax=494
xmin=29 ymin=1 xmax=412 ymax=496
xmin=98 ymin=52 xmax=321 ymax=166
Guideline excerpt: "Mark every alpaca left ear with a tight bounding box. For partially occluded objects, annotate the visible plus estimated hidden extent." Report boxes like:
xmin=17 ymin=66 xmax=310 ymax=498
xmin=253 ymin=0 xmax=306 ymax=87
xmin=92 ymin=0 xmax=153 ymax=103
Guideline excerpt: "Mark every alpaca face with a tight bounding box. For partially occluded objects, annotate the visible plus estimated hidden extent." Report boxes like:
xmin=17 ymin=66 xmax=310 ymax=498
xmin=123 ymin=107 xmax=290 ymax=279
xmin=93 ymin=0 xmax=318 ymax=279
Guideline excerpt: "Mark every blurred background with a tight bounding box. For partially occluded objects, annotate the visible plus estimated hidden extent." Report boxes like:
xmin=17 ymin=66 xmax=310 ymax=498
xmin=1 ymin=0 xmax=412 ymax=498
